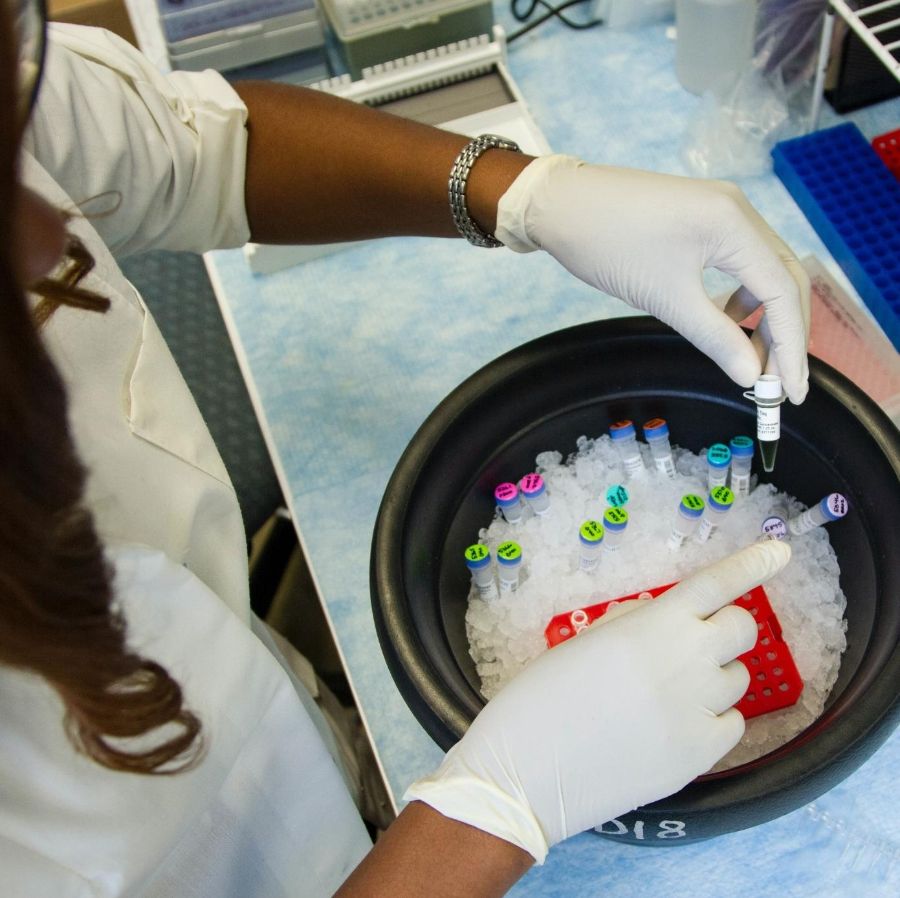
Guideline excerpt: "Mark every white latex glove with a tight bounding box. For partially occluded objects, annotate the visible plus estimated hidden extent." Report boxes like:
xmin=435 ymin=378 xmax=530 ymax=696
xmin=495 ymin=156 xmax=811 ymax=404
xmin=406 ymin=540 xmax=791 ymax=863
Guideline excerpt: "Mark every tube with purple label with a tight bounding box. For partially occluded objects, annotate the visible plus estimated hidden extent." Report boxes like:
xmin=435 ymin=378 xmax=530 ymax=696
xmin=788 ymin=493 xmax=849 ymax=536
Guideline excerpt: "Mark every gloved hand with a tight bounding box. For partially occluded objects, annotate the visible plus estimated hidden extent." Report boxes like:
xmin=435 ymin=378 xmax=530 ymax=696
xmin=406 ymin=540 xmax=791 ymax=863
xmin=494 ymin=156 xmax=811 ymax=404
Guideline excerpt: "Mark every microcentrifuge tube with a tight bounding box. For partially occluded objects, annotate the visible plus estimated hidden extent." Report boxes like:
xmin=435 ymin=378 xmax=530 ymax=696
xmin=788 ymin=493 xmax=849 ymax=537
xmin=609 ymin=420 xmax=645 ymax=478
xmin=578 ymin=520 xmax=604 ymax=571
xmin=642 ymin=418 xmax=676 ymax=478
xmin=668 ymin=493 xmax=705 ymax=550
xmin=496 ymin=541 xmax=523 ymax=592
xmin=601 ymin=506 xmax=629 ymax=551
xmin=464 ymin=544 xmax=495 ymax=597
xmin=494 ymin=482 xmax=523 ymax=524
xmin=706 ymin=443 xmax=732 ymax=492
xmin=729 ymin=435 xmax=754 ymax=498
xmin=743 ymin=375 xmax=786 ymax=473
xmin=519 ymin=473 xmax=551 ymax=516
xmin=695 ymin=486 xmax=734 ymax=543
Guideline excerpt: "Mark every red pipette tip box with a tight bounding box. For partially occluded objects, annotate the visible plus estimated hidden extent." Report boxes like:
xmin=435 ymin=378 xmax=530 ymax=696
xmin=873 ymin=128 xmax=900 ymax=180
xmin=544 ymin=583 xmax=803 ymax=719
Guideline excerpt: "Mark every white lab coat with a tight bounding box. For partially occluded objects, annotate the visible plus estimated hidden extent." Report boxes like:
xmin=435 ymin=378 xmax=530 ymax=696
xmin=1 ymin=25 xmax=371 ymax=897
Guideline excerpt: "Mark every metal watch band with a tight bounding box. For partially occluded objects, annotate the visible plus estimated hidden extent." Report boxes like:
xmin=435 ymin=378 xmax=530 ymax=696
xmin=448 ymin=134 xmax=522 ymax=248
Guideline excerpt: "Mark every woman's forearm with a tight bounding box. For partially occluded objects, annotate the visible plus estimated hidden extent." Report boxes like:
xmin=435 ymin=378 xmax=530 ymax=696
xmin=232 ymin=81 xmax=532 ymax=245
xmin=335 ymin=801 xmax=533 ymax=898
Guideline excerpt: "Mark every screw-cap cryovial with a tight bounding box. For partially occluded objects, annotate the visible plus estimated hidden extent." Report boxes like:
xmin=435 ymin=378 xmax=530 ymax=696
xmin=609 ymin=420 xmax=645 ymax=478
xmin=494 ymin=482 xmax=523 ymax=523
xmin=706 ymin=443 xmax=732 ymax=491
xmin=578 ymin=519 xmax=604 ymax=570
xmin=696 ymin=486 xmax=734 ymax=542
xmin=496 ymin=540 xmax=523 ymax=592
xmin=668 ymin=493 xmax=705 ymax=549
xmin=464 ymin=544 xmax=495 ymax=596
xmin=519 ymin=472 xmax=551 ymax=515
xmin=601 ymin=506 xmax=629 ymax=551
xmin=788 ymin=493 xmax=849 ymax=536
xmin=643 ymin=418 xmax=676 ymax=477
xmin=729 ymin=435 xmax=754 ymax=497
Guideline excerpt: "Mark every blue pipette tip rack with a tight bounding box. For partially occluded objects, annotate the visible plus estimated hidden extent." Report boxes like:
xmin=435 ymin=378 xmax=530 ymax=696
xmin=771 ymin=123 xmax=900 ymax=351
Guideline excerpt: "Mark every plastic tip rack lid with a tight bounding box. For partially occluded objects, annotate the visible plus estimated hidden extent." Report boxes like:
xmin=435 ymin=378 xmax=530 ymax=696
xmin=642 ymin=418 xmax=669 ymax=439
xmin=609 ymin=420 xmax=636 ymax=440
xmin=729 ymin=435 xmax=754 ymax=457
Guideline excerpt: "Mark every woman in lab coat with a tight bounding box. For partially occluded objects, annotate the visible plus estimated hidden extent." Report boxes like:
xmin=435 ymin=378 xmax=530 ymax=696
xmin=1 ymin=3 xmax=804 ymax=895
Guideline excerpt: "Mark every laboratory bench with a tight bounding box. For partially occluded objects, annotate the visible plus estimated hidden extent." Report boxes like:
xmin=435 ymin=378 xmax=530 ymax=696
xmin=139 ymin=6 xmax=899 ymax=895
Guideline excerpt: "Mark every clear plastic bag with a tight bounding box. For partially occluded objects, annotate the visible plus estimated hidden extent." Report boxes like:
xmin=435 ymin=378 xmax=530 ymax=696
xmin=681 ymin=0 xmax=826 ymax=178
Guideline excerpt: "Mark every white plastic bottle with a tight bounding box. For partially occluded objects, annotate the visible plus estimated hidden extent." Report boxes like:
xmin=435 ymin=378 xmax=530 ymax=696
xmin=675 ymin=0 xmax=757 ymax=97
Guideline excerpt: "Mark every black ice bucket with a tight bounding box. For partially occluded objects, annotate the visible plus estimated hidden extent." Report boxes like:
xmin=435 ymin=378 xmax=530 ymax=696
xmin=370 ymin=317 xmax=900 ymax=845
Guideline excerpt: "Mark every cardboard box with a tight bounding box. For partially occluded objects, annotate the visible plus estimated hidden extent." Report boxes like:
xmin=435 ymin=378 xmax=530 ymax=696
xmin=48 ymin=0 xmax=137 ymax=46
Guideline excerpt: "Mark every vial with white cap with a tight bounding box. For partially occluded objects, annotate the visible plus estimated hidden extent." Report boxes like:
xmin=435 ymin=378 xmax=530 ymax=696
xmin=706 ymin=443 xmax=732 ymax=492
xmin=696 ymin=486 xmax=735 ymax=542
xmin=668 ymin=493 xmax=705 ymax=550
xmin=743 ymin=375 xmax=786 ymax=473
xmin=788 ymin=493 xmax=849 ymax=536
xmin=519 ymin=473 xmax=551 ymax=516
xmin=464 ymin=544 xmax=495 ymax=597
xmin=578 ymin=520 xmax=604 ymax=571
xmin=642 ymin=418 xmax=676 ymax=478
xmin=729 ymin=435 xmax=754 ymax=498
xmin=496 ymin=540 xmax=523 ymax=592
xmin=601 ymin=506 xmax=629 ymax=551
xmin=609 ymin=420 xmax=645 ymax=478
xmin=494 ymin=482 xmax=522 ymax=524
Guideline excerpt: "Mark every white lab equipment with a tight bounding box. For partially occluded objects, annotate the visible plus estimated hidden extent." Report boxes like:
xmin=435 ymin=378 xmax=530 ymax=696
xmin=675 ymin=0 xmax=757 ymax=97
xmin=609 ymin=420 xmax=645 ymax=478
xmin=643 ymin=417 xmax=676 ymax=477
xmin=668 ymin=493 xmax=705 ymax=549
xmin=696 ymin=485 xmax=735 ymax=542
xmin=788 ymin=493 xmax=849 ymax=537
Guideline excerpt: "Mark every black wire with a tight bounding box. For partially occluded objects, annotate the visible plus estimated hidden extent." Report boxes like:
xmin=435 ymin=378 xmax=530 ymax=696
xmin=507 ymin=0 xmax=603 ymax=44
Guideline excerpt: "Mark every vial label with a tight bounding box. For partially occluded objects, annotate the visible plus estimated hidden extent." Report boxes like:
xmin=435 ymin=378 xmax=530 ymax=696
xmin=579 ymin=555 xmax=600 ymax=572
xmin=499 ymin=577 xmax=518 ymax=593
xmin=696 ymin=517 xmax=716 ymax=542
xmin=622 ymin=453 xmax=644 ymax=477
xmin=827 ymin=493 xmax=848 ymax=517
xmin=654 ymin=455 xmax=675 ymax=477
xmin=605 ymin=484 xmax=629 ymax=507
xmin=757 ymin=406 xmax=780 ymax=441
xmin=464 ymin=545 xmax=489 ymax=564
xmin=667 ymin=529 xmax=687 ymax=550
xmin=762 ymin=516 xmax=788 ymax=540
xmin=494 ymin=482 xmax=518 ymax=502
xmin=732 ymin=473 xmax=750 ymax=497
